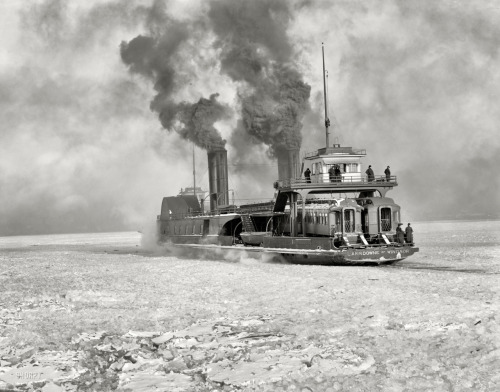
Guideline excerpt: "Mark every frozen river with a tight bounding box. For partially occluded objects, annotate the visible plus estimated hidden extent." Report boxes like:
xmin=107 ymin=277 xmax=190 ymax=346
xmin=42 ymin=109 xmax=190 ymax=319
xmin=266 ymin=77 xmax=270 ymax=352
xmin=1 ymin=219 xmax=499 ymax=391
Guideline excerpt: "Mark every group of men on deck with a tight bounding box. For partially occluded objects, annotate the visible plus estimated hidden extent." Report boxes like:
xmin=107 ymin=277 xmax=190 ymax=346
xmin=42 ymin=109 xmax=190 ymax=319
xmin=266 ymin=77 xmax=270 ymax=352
xmin=304 ymin=165 xmax=393 ymax=183
xmin=365 ymin=165 xmax=392 ymax=182
xmin=396 ymin=223 xmax=413 ymax=244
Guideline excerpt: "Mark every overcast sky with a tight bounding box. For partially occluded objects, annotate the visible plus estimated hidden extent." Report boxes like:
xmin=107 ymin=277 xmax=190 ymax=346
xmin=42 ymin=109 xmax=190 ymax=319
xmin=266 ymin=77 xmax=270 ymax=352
xmin=1 ymin=0 xmax=499 ymax=236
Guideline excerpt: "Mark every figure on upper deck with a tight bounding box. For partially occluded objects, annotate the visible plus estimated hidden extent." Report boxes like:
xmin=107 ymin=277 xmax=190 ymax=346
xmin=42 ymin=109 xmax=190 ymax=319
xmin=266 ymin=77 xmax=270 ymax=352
xmin=334 ymin=166 xmax=342 ymax=182
xmin=385 ymin=166 xmax=391 ymax=181
xmin=396 ymin=223 xmax=405 ymax=243
xmin=405 ymin=223 xmax=413 ymax=244
xmin=366 ymin=165 xmax=375 ymax=182
xmin=304 ymin=168 xmax=311 ymax=183
xmin=328 ymin=166 xmax=335 ymax=182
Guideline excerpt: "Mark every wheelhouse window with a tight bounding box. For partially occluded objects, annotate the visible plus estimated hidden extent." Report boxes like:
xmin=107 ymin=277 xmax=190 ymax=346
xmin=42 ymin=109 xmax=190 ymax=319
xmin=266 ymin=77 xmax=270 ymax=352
xmin=380 ymin=207 xmax=392 ymax=231
xmin=344 ymin=163 xmax=359 ymax=173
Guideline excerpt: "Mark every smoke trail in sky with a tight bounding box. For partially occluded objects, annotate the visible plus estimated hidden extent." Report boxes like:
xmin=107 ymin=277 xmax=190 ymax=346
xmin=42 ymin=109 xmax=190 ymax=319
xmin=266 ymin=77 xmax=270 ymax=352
xmin=208 ymin=0 xmax=311 ymax=157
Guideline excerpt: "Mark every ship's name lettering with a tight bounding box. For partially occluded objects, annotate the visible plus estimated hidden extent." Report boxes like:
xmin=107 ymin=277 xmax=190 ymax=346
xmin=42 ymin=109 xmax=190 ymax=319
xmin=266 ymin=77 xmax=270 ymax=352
xmin=353 ymin=250 xmax=380 ymax=256
xmin=352 ymin=249 xmax=411 ymax=256
xmin=387 ymin=249 xmax=410 ymax=254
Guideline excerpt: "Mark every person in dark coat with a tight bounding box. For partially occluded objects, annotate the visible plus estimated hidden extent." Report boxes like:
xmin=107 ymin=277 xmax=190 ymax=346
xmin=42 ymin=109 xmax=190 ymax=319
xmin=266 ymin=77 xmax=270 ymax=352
xmin=384 ymin=166 xmax=391 ymax=181
xmin=405 ymin=223 xmax=413 ymax=244
xmin=328 ymin=166 xmax=335 ymax=182
xmin=365 ymin=165 xmax=375 ymax=182
xmin=304 ymin=168 xmax=311 ymax=183
xmin=396 ymin=223 xmax=405 ymax=243
xmin=334 ymin=166 xmax=342 ymax=182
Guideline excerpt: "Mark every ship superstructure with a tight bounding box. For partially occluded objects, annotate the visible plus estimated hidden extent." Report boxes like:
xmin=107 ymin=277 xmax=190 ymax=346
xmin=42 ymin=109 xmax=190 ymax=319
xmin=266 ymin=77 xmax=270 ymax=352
xmin=156 ymin=142 xmax=418 ymax=265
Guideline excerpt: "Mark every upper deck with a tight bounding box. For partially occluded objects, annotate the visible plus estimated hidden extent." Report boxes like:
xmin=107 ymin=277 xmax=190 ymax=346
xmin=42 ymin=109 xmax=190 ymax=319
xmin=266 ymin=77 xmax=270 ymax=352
xmin=274 ymin=175 xmax=397 ymax=193
xmin=278 ymin=144 xmax=396 ymax=195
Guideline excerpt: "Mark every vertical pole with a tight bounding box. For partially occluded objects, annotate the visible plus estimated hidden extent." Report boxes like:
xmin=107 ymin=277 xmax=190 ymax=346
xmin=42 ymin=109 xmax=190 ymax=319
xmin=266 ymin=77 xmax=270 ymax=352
xmin=322 ymin=43 xmax=330 ymax=148
xmin=192 ymin=143 xmax=197 ymax=202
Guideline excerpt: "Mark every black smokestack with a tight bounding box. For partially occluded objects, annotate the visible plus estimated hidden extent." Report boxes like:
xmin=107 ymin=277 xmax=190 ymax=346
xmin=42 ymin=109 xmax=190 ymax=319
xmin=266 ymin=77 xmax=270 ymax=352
xmin=207 ymin=147 xmax=229 ymax=211
xmin=276 ymin=147 xmax=301 ymax=181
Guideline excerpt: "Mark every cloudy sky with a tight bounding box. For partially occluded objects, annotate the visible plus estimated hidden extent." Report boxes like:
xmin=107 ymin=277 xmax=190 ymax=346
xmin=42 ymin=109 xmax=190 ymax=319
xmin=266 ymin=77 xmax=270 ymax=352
xmin=1 ymin=0 xmax=499 ymax=236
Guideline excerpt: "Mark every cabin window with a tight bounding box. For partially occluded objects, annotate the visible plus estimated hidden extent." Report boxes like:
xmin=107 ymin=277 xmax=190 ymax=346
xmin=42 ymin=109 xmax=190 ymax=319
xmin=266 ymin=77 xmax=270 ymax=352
xmin=380 ymin=207 xmax=392 ymax=231
xmin=344 ymin=163 xmax=359 ymax=173
xmin=334 ymin=211 xmax=341 ymax=229
xmin=344 ymin=209 xmax=355 ymax=233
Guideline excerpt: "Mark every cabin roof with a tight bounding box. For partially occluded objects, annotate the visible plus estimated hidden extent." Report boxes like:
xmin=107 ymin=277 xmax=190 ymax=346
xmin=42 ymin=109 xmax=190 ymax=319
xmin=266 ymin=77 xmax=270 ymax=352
xmin=304 ymin=145 xmax=366 ymax=159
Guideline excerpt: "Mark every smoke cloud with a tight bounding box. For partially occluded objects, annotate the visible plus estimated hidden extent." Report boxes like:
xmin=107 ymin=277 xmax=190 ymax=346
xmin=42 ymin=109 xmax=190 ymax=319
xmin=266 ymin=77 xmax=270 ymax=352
xmin=208 ymin=0 xmax=311 ymax=157
xmin=120 ymin=6 xmax=231 ymax=152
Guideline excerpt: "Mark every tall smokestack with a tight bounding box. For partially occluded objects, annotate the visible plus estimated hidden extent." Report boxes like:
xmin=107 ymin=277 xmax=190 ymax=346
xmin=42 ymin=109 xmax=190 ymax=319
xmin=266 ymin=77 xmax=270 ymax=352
xmin=277 ymin=148 xmax=300 ymax=181
xmin=208 ymin=147 xmax=229 ymax=211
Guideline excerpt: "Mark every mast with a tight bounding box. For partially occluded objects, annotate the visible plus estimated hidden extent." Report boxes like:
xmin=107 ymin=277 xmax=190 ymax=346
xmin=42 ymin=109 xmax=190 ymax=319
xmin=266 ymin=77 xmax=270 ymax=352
xmin=322 ymin=43 xmax=330 ymax=148
xmin=192 ymin=143 xmax=197 ymax=201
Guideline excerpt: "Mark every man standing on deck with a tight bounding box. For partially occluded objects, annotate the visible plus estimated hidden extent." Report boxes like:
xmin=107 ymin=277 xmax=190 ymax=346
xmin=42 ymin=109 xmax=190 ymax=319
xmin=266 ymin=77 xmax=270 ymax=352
xmin=396 ymin=223 xmax=405 ymax=243
xmin=304 ymin=168 xmax=311 ymax=183
xmin=405 ymin=223 xmax=413 ymax=244
xmin=385 ymin=166 xmax=391 ymax=181
xmin=366 ymin=165 xmax=375 ymax=182
xmin=334 ymin=166 xmax=342 ymax=182
xmin=329 ymin=166 xmax=335 ymax=182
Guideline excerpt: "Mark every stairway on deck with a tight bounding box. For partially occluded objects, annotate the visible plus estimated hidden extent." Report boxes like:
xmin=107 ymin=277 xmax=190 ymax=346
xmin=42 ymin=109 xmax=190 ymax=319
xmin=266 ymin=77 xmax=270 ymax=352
xmin=241 ymin=215 xmax=256 ymax=232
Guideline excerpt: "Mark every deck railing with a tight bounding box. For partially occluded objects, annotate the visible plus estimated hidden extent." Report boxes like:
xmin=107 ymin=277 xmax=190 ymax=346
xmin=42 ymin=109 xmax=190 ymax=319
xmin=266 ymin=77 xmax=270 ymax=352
xmin=162 ymin=200 xmax=275 ymax=220
xmin=276 ymin=175 xmax=397 ymax=188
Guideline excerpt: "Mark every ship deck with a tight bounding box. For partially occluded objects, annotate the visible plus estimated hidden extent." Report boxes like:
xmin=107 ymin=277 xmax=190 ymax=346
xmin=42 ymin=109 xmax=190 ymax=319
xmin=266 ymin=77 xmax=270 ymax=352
xmin=275 ymin=175 xmax=397 ymax=192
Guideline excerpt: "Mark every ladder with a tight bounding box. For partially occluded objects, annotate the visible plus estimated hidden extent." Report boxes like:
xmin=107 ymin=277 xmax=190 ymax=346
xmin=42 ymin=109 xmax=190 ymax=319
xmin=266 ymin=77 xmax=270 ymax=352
xmin=241 ymin=215 xmax=256 ymax=232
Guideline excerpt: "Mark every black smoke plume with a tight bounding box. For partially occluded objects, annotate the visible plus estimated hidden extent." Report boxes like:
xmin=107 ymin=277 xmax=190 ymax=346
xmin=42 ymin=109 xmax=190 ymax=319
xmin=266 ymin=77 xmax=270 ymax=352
xmin=120 ymin=17 xmax=228 ymax=151
xmin=208 ymin=0 xmax=311 ymax=157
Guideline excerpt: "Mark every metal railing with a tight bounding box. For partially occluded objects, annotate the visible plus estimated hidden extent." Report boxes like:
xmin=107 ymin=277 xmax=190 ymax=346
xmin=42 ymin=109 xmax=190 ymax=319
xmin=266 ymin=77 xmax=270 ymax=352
xmin=164 ymin=200 xmax=276 ymax=220
xmin=276 ymin=175 xmax=397 ymax=188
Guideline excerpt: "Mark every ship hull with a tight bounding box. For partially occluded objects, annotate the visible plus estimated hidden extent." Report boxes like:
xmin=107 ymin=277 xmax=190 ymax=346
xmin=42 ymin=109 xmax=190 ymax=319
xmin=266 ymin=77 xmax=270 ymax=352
xmin=159 ymin=237 xmax=418 ymax=266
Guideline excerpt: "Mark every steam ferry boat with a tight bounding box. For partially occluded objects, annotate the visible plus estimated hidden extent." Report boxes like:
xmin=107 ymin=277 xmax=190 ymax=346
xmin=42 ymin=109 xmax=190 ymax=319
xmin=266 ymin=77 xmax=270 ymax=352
xmin=156 ymin=143 xmax=418 ymax=265
xmin=156 ymin=47 xmax=419 ymax=265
